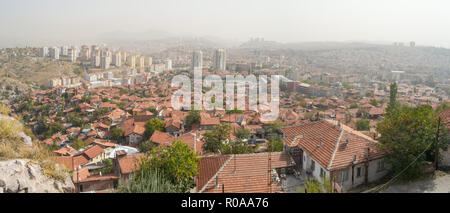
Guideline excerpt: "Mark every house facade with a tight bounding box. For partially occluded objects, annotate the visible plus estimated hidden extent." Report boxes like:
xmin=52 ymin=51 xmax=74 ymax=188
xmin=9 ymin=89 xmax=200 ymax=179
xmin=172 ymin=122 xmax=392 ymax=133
xmin=282 ymin=119 xmax=389 ymax=192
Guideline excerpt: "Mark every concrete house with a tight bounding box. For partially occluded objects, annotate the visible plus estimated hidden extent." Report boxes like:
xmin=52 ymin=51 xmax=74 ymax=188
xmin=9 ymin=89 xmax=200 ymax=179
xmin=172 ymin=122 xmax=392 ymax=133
xmin=281 ymin=119 xmax=389 ymax=192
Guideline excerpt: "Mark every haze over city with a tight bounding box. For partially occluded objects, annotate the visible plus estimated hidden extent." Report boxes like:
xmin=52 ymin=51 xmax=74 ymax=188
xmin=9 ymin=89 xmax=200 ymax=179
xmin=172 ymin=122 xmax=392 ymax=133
xmin=1 ymin=0 xmax=450 ymax=47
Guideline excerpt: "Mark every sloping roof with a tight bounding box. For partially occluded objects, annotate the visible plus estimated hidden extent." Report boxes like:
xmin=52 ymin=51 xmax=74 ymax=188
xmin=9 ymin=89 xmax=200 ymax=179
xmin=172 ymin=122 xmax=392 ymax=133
xmin=178 ymin=132 xmax=204 ymax=154
xmin=82 ymin=145 xmax=104 ymax=159
xmin=56 ymin=154 xmax=89 ymax=171
xmin=281 ymin=120 xmax=384 ymax=171
xmin=149 ymin=130 xmax=175 ymax=146
xmin=196 ymin=155 xmax=230 ymax=191
xmin=201 ymin=117 xmax=220 ymax=126
xmin=118 ymin=153 xmax=145 ymax=175
xmin=199 ymin=152 xmax=294 ymax=193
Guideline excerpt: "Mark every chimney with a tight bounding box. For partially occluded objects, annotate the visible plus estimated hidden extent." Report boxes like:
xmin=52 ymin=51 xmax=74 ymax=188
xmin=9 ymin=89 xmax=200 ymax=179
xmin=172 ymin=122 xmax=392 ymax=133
xmin=318 ymin=138 xmax=322 ymax=147
xmin=215 ymin=176 xmax=219 ymax=188
xmin=193 ymin=133 xmax=197 ymax=153
xmin=338 ymin=120 xmax=341 ymax=127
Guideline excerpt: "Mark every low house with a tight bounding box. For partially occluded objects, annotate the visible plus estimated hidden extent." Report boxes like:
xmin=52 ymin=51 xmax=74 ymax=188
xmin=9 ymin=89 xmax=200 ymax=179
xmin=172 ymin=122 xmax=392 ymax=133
xmin=149 ymin=130 xmax=175 ymax=146
xmin=200 ymin=117 xmax=220 ymax=130
xmin=281 ymin=119 xmax=389 ymax=192
xmin=82 ymin=144 xmax=107 ymax=165
xmin=178 ymin=132 xmax=204 ymax=155
xmin=196 ymin=152 xmax=295 ymax=193
xmin=165 ymin=118 xmax=183 ymax=135
xmin=114 ymin=151 xmax=145 ymax=180
xmin=72 ymin=167 xmax=119 ymax=193
xmin=119 ymin=118 xmax=146 ymax=146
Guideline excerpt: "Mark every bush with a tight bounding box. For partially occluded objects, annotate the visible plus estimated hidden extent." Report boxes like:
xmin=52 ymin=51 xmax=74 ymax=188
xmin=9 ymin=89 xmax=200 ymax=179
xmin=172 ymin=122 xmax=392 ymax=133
xmin=356 ymin=119 xmax=370 ymax=131
xmin=0 ymin=103 xmax=10 ymax=115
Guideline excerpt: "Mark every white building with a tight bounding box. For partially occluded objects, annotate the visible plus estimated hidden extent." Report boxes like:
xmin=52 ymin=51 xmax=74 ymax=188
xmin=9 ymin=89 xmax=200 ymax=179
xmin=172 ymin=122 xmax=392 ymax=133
xmin=49 ymin=47 xmax=60 ymax=60
xmin=60 ymin=46 xmax=68 ymax=56
xmin=40 ymin=47 xmax=48 ymax=57
xmin=145 ymin=56 xmax=153 ymax=67
xmin=192 ymin=50 xmax=203 ymax=70
xmin=213 ymin=48 xmax=226 ymax=71
xmin=165 ymin=59 xmax=172 ymax=70
xmin=281 ymin=120 xmax=389 ymax=192
xmin=68 ymin=48 xmax=77 ymax=62
xmin=112 ymin=52 xmax=121 ymax=67
xmin=101 ymin=55 xmax=111 ymax=70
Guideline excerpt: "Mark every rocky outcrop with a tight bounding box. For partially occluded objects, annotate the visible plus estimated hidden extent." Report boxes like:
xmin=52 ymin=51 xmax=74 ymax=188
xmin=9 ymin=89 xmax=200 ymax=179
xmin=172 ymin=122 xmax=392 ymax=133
xmin=0 ymin=159 xmax=75 ymax=193
xmin=0 ymin=114 xmax=31 ymax=146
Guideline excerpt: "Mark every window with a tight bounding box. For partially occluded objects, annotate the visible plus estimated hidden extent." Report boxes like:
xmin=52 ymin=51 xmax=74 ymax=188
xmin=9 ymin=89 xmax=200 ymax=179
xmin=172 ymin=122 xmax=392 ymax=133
xmin=320 ymin=168 xmax=325 ymax=178
xmin=340 ymin=170 xmax=349 ymax=182
xmin=310 ymin=160 xmax=315 ymax=171
xmin=356 ymin=167 xmax=363 ymax=177
xmin=377 ymin=160 xmax=385 ymax=172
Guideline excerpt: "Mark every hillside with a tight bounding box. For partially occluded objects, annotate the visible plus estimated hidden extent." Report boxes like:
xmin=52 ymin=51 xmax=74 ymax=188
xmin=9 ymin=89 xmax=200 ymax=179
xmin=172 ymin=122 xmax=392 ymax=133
xmin=0 ymin=105 xmax=74 ymax=193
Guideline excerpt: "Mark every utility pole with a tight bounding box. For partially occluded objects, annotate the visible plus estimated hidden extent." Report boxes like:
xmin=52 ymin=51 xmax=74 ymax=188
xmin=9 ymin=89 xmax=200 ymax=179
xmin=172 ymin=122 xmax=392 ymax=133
xmin=434 ymin=117 xmax=441 ymax=170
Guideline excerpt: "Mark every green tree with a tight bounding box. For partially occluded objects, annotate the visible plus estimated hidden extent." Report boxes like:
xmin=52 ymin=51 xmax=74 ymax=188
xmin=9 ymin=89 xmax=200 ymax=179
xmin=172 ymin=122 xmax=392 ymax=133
xmin=117 ymin=168 xmax=178 ymax=193
xmin=369 ymin=99 xmax=378 ymax=107
xmin=221 ymin=138 xmax=254 ymax=154
xmin=300 ymin=176 xmax=332 ymax=193
xmin=100 ymin=158 xmax=113 ymax=174
xmin=144 ymin=118 xmax=165 ymax=139
xmin=376 ymin=104 xmax=448 ymax=180
xmin=202 ymin=123 xmax=232 ymax=153
xmin=388 ymin=82 xmax=398 ymax=112
xmin=349 ymin=103 xmax=358 ymax=109
xmin=436 ymin=102 xmax=450 ymax=114
xmin=184 ymin=110 xmax=200 ymax=129
xmin=110 ymin=128 xmax=124 ymax=142
xmin=72 ymin=139 xmax=88 ymax=150
xmin=147 ymin=106 xmax=158 ymax=115
xmin=138 ymin=140 xmax=155 ymax=153
xmin=234 ymin=128 xmax=251 ymax=139
xmin=263 ymin=121 xmax=284 ymax=136
xmin=356 ymin=119 xmax=370 ymax=131
xmin=268 ymin=136 xmax=284 ymax=152
xmin=145 ymin=140 xmax=200 ymax=192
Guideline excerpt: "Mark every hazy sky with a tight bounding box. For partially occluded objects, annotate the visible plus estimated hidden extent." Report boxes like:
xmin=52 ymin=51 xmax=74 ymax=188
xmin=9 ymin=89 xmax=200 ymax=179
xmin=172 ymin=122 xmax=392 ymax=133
xmin=1 ymin=0 xmax=450 ymax=47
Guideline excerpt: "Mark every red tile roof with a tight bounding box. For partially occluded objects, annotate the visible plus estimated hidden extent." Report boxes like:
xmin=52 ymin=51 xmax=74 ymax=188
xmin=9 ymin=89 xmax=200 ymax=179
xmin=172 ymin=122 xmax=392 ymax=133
xmin=196 ymin=155 xmax=230 ymax=191
xmin=149 ymin=130 xmax=175 ymax=146
xmin=82 ymin=145 xmax=104 ymax=159
xmin=201 ymin=117 xmax=220 ymax=126
xmin=118 ymin=153 xmax=146 ymax=175
xmin=281 ymin=120 xmax=384 ymax=171
xmin=198 ymin=152 xmax=294 ymax=193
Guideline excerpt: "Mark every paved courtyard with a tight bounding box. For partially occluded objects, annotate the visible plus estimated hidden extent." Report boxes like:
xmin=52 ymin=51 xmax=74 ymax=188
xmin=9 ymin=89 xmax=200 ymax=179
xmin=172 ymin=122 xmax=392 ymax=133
xmin=381 ymin=171 xmax=450 ymax=193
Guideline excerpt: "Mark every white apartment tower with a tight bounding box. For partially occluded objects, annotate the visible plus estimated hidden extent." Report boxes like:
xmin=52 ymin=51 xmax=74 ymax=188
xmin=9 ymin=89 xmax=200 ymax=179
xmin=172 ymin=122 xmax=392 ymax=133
xmin=60 ymin=46 xmax=68 ymax=56
xmin=213 ymin=48 xmax=226 ymax=71
xmin=112 ymin=51 xmax=122 ymax=67
xmin=49 ymin=47 xmax=60 ymax=60
xmin=192 ymin=50 xmax=203 ymax=70
xmin=165 ymin=59 xmax=172 ymax=70
xmin=145 ymin=56 xmax=153 ymax=67
xmin=40 ymin=47 xmax=48 ymax=57
xmin=68 ymin=48 xmax=76 ymax=62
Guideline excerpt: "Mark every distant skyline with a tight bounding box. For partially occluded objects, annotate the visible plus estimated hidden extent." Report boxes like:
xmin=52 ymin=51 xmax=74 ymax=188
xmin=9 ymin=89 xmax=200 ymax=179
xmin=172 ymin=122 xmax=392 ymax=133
xmin=1 ymin=0 xmax=450 ymax=48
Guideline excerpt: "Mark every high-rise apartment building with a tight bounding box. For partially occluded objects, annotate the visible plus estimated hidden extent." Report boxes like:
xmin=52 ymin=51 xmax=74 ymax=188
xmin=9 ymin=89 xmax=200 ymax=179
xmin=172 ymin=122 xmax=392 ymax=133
xmin=165 ymin=59 xmax=172 ymax=70
xmin=192 ymin=50 xmax=203 ymax=70
xmin=49 ymin=47 xmax=60 ymax=60
xmin=40 ymin=47 xmax=48 ymax=57
xmin=213 ymin=49 xmax=226 ymax=71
